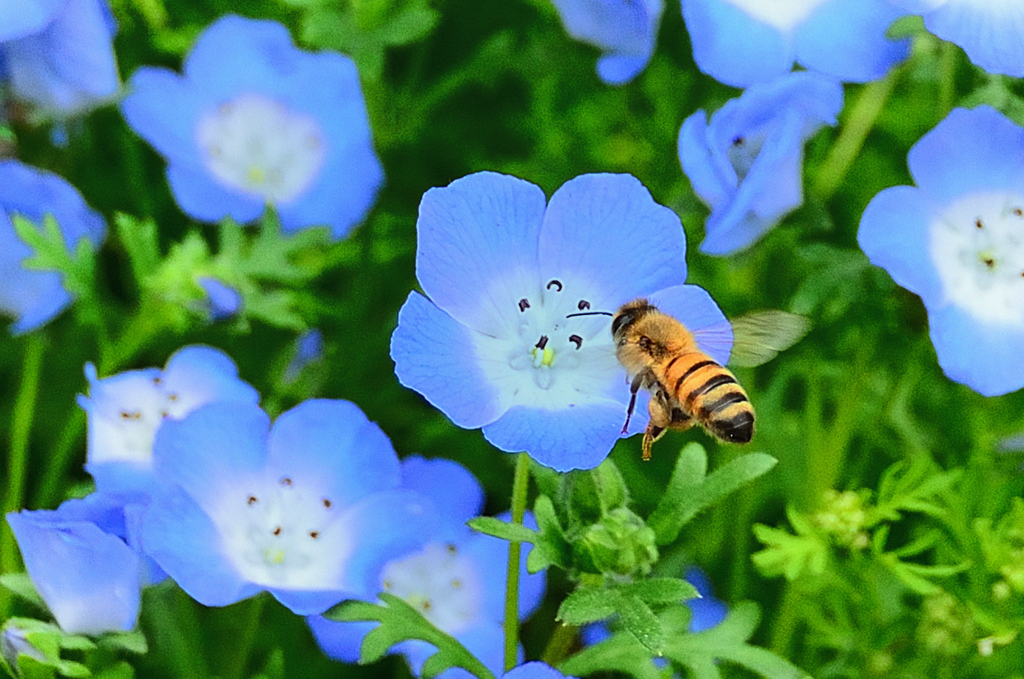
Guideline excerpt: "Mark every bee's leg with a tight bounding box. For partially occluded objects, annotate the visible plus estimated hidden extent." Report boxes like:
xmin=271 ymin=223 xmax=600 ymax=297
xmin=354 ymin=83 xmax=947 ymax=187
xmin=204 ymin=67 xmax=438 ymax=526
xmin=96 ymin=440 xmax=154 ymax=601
xmin=621 ymin=372 xmax=646 ymax=434
xmin=642 ymin=390 xmax=672 ymax=461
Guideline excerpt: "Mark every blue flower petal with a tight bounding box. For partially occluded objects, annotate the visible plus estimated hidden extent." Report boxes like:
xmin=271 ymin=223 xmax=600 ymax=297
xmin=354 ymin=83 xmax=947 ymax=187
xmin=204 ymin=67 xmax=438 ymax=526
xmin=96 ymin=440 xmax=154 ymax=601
xmin=121 ymin=68 xmax=207 ymax=165
xmin=182 ymin=15 xmax=293 ymax=97
xmin=681 ymin=0 xmax=792 ymax=87
xmin=678 ymin=112 xmax=734 ymax=209
xmin=198 ymin=277 xmax=242 ymax=319
xmin=6 ymin=503 xmax=141 ymax=635
xmin=549 ymin=0 xmax=662 ymax=84
xmin=918 ymin=2 xmax=1024 ymax=77
xmin=151 ymin=402 xmax=270 ymax=507
xmin=683 ymin=566 xmax=728 ymax=632
xmin=416 ymin=172 xmax=547 ymax=335
xmin=141 ymin=486 xmax=259 ymax=607
xmin=930 ymin=304 xmax=1024 ymax=397
xmin=596 ymin=53 xmax=650 ymax=85
xmin=795 ymin=0 xmax=909 ymax=82
xmin=857 ymin=185 xmax=944 ymax=303
xmin=504 ymin=662 xmax=576 ymax=679
xmin=307 ymin=616 xmax=377 ymax=662
xmin=165 ymin=163 xmax=265 ymax=224
xmin=391 ymin=292 xmax=505 ymax=429
xmin=0 ymin=1 xmax=64 ymax=41
xmin=267 ymin=399 xmax=401 ymax=508
xmin=163 ymin=345 xmax=260 ymax=411
xmin=483 ymin=401 xmax=624 ymax=471
xmin=1 ymin=0 xmax=119 ymax=115
xmin=539 ymin=174 xmax=689 ymax=311
xmin=336 ymin=490 xmax=439 ymax=597
xmin=400 ymin=456 xmax=484 ymax=533
xmin=908 ymin=106 xmax=1024 ymax=200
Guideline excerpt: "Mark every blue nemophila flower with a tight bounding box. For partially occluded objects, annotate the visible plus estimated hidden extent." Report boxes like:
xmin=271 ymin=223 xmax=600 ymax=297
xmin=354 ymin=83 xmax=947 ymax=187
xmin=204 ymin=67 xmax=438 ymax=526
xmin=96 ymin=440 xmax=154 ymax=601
xmin=197 ymin=276 xmax=242 ymax=320
xmin=503 ymin=663 xmax=578 ymax=679
xmin=679 ymin=71 xmax=843 ymax=255
xmin=141 ymin=400 xmax=435 ymax=615
xmin=120 ymin=15 xmax=383 ymax=238
xmin=681 ymin=0 xmax=909 ymax=87
xmin=888 ymin=1 xmax=1024 ymax=78
xmin=0 ymin=0 xmax=119 ymax=117
xmin=390 ymin=172 xmax=694 ymax=471
xmin=0 ymin=160 xmax=106 ymax=334
xmin=550 ymin=0 xmax=664 ymax=85
xmin=858 ymin=106 xmax=1024 ymax=396
xmin=309 ymin=456 xmax=546 ymax=678
xmin=78 ymin=345 xmax=259 ymax=498
xmin=5 ymin=494 xmax=143 ymax=635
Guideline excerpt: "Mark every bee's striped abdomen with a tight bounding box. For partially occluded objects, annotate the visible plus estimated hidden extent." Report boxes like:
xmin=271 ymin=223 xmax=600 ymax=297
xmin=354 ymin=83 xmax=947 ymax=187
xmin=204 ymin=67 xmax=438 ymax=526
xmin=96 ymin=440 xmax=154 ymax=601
xmin=663 ymin=351 xmax=754 ymax=444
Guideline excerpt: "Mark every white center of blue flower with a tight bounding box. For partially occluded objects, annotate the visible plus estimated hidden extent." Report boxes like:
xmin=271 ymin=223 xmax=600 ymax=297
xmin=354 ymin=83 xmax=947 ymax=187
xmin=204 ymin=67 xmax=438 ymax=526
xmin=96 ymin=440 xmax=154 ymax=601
xmin=725 ymin=0 xmax=824 ymax=31
xmin=379 ymin=542 xmax=482 ymax=634
xmin=472 ymin=277 xmax=621 ymax=410
xmin=727 ymin=129 xmax=769 ymax=183
xmin=196 ymin=93 xmax=326 ymax=204
xmin=222 ymin=475 xmax=349 ymax=588
xmin=929 ymin=191 xmax=1024 ymax=326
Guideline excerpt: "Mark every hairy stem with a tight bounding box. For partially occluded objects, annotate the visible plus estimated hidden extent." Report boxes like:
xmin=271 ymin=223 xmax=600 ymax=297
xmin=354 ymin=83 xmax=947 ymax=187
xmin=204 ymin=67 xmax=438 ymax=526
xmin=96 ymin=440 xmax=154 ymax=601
xmin=503 ymin=452 xmax=531 ymax=672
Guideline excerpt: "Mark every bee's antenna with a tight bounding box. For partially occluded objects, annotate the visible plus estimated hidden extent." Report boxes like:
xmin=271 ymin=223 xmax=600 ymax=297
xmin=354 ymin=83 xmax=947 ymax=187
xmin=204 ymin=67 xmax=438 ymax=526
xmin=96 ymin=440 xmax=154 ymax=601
xmin=565 ymin=311 xmax=614 ymax=318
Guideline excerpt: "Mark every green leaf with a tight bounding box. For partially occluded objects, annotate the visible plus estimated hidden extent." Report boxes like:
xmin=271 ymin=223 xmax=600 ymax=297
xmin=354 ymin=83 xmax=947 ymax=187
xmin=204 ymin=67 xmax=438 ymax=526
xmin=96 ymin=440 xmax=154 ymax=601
xmin=649 ymin=449 xmax=777 ymax=545
xmin=556 ymin=586 xmax=620 ymax=625
xmin=323 ymin=594 xmax=496 ymax=679
xmin=114 ymin=213 xmax=160 ymax=288
xmin=97 ymin=630 xmax=147 ymax=655
xmin=0 ymin=573 xmax=47 ymax=609
xmin=615 ymin=594 xmax=664 ymax=654
xmin=12 ymin=214 xmax=98 ymax=300
xmin=466 ymin=516 xmax=538 ymax=544
xmin=619 ymin=577 xmax=700 ymax=605
xmin=529 ymin=495 xmax=572 ymax=571
xmin=751 ymin=521 xmax=829 ymax=581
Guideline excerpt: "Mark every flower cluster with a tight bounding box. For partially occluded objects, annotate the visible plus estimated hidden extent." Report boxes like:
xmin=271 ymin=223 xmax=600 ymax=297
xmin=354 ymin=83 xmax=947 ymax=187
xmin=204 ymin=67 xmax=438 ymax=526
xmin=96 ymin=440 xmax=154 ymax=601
xmin=681 ymin=0 xmax=909 ymax=87
xmin=121 ymin=15 xmax=384 ymax=238
xmin=0 ymin=0 xmax=120 ymax=118
xmin=8 ymin=348 xmax=485 ymax=636
xmin=0 ymin=159 xmax=106 ymax=334
xmin=391 ymin=171 xmax=733 ymax=471
xmin=679 ymin=71 xmax=844 ymax=255
xmin=858 ymin=106 xmax=1024 ymax=396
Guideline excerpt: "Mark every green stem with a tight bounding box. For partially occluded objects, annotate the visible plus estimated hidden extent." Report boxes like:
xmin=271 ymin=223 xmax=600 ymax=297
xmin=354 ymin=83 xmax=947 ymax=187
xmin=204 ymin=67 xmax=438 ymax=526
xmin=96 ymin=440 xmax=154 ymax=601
xmin=540 ymin=623 xmax=578 ymax=667
xmin=503 ymin=453 xmax=531 ymax=672
xmin=768 ymin=581 xmax=802 ymax=657
xmin=0 ymin=335 xmax=45 ymax=615
xmin=812 ymin=69 xmax=899 ymax=202
xmin=223 ymin=595 xmax=267 ymax=679
xmin=32 ymin=409 xmax=85 ymax=509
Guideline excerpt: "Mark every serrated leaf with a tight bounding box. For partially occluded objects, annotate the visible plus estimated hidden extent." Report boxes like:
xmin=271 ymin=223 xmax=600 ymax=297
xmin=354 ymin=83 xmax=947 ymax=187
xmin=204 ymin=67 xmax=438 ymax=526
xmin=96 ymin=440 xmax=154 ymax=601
xmin=649 ymin=452 xmax=777 ymax=545
xmin=323 ymin=594 xmax=495 ymax=679
xmin=97 ymin=630 xmax=147 ymax=655
xmin=467 ymin=516 xmax=538 ymax=544
xmin=12 ymin=214 xmax=97 ymax=299
xmin=557 ymin=633 xmax=664 ymax=679
xmin=557 ymin=586 xmax=620 ymax=625
xmin=620 ymin=577 xmax=700 ymax=605
xmin=115 ymin=213 xmax=160 ymax=286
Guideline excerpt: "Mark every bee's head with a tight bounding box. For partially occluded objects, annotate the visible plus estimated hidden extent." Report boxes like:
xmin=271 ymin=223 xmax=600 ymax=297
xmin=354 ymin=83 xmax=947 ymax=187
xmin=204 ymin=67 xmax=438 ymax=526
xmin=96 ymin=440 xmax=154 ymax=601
xmin=612 ymin=298 xmax=656 ymax=342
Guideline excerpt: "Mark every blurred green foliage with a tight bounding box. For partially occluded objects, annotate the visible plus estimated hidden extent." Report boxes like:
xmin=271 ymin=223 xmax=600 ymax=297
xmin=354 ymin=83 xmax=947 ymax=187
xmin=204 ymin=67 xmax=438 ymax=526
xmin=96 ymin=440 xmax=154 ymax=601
xmin=3 ymin=0 xmax=1024 ymax=677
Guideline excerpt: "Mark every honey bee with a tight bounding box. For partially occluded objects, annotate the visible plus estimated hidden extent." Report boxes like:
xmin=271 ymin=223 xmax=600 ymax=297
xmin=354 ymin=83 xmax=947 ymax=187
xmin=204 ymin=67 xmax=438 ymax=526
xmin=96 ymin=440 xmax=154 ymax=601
xmin=570 ymin=299 xmax=808 ymax=460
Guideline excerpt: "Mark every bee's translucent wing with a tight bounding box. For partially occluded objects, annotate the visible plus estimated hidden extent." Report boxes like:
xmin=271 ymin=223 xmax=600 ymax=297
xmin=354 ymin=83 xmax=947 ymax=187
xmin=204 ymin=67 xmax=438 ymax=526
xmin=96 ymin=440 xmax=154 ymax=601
xmin=727 ymin=311 xmax=810 ymax=367
xmin=689 ymin=320 xmax=734 ymax=366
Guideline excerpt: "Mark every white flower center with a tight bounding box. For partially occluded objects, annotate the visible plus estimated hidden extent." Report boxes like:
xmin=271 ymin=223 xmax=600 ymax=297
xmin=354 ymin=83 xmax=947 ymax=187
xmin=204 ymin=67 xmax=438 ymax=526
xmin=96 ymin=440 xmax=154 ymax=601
xmin=379 ymin=542 xmax=482 ymax=634
xmin=220 ymin=475 xmax=350 ymax=589
xmin=724 ymin=0 xmax=825 ymax=31
xmin=726 ymin=127 xmax=769 ymax=183
xmin=471 ymin=276 xmax=622 ymax=410
xmin=929 ymin=191 xmax=1024 ymax=326
xmin=196 ymin=93 xmax=326 ymax=204
xmin=86 ymin=373 xmax=188 ymax=466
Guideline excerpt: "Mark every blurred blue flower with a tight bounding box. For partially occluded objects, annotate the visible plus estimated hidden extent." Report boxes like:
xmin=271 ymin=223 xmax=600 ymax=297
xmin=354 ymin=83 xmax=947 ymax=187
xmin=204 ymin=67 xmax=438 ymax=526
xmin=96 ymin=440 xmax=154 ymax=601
xmin=550 ymin=0 xmax=664 ymax=84
xmin=6 ymin=494 xmax=143 ymax=635
xmin=284 ymin=328 xmax=324 ymax=383
xmin=503 ymin=663 xmax=577 ymax=679
xmin=197 ymin=276 xmax=242 ymax=320
xmin=0 ymin=159 xmax=106 ymax=334
xmin=120 ymin=15 xmax=383 ymax=238
xmin=858 ymin=106 xmax=1024 ymax=396
xmin=887 ymin=1 xmax=1024 ymax=77
xmin=78 ymin=345 xmax=259 ymax=498
xmin=141 ymin=400 xmax=436 ymax=615
xmin=0 ymin=0 xmax=119 ymax=117
xmin=308 ymin=456 xmax=546 ymax=679
xmin=390 ymin=172 xmax=699 ymax=471
xmin=681 ymin=0 xmax=909 ymax=87
xmin=679 ymin=71 xmax=843 ymax=255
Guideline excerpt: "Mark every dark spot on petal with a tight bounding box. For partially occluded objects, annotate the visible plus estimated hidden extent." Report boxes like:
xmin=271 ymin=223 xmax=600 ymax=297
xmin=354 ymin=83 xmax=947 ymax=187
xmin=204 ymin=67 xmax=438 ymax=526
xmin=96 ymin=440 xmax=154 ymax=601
xmin=273 ymin=526 xmax=282 ymax=536
xmin=446 ymin=543 xmax=458 ymax=554
xmin=383 ymin=579 xmax=393 ymax=590
xmin=578 ymin=300 xmax=591 ymax=310
xmin=518 ymin=298 xmax=530 ymax=312
xmin=153 ymin=376 xmax=162 ymax=385
xmin=1014 ymin=207 xmax=1023 ymax=217
xmin=976 ymin=218 xmax=984 ymax=229
xmin=421 ymin=600 xmax=432 ymax=611
xmin=247 ymin=495 xmax=258 ymax=505
xmin=546 ymin=279 xmax=562 ymax=291
xmin=167 ymin=393 xmax=178 ymax=402
xmin=451 ymin=579 xmax=462 ymax=589
xmin=322 ymin=498 xmax=332 ymax=508
xmin=309 ymin=531 xmax=319 ymax=539
xmin=569 ymin=334 xmax=583 ymax=350
xmin=732 ymin=135 xmax=745 ymax=146
xmin=535 ymin=335 xmax=549 ymax=350
xmin=280 ymin=477 xmax=293 ymax=487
